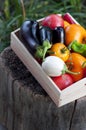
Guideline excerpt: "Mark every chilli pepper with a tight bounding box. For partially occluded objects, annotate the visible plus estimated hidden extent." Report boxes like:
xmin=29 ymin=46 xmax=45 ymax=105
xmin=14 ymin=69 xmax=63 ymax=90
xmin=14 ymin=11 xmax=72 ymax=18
xmin=68 ymin=40 xmax=86 ymax=57
xmin=52 ymin=26 xmax=65 ymax=44
xmin=39 ymin=26 xmax=52 ymax=44
xmin=20 ymin=20 xmax=41 ymax=54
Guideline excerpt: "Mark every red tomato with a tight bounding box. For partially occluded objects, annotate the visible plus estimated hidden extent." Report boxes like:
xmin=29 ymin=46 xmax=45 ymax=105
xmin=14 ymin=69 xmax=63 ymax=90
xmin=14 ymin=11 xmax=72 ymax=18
xmin=82 ymin=62 xmax=86 ymax=78
xmin=52 ymin=74 xmax=74 ymax=90
xmin=83 ymin=67 xmax=86 ymax=78
xmin=42 ymin=14 xmax=64 ymax=29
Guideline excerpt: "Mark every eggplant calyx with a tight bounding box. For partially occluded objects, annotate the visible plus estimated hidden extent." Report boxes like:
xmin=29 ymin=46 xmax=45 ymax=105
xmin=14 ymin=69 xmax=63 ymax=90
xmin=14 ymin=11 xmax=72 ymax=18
xmin=62 ymin=64 xmax=80 ymax=75
xmin=35 ymin=40 xmax=52 ymax=61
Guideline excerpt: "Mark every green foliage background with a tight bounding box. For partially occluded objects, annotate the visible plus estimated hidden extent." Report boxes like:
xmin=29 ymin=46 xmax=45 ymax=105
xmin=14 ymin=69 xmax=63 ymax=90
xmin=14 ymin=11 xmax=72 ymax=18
xmin=0 ymin=0 xmax=86 ymax=52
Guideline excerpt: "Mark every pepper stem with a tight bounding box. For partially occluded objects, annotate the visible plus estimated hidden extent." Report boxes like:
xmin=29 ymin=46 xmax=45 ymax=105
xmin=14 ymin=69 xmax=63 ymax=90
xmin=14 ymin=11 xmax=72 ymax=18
xmin=61 ymin=47 xmax=67 ymax=53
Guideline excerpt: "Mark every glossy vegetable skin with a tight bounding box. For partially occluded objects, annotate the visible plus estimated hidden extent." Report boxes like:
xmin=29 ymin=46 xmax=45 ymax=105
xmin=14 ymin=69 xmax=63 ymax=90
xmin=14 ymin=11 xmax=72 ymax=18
xmin=52 ymin=26 xmax=65 ymax=44
xmin=41 ymin=56 xmax=78 ymax=77
xmin=20 ymin=20 xmax=40 ymax=54
xmin=66 ymin=53 xmax=86 ymax=82
xmin=82 ymin=61 xmax=86 ymax=78
xmin=83 ymin=67 xmax=86 ymax=77
xmin=39 ymin=26 xmax=65 ymax=44
xmin=65 ymin=24 xmax=86 ymax=46
xmin=50 ymin=43 xmax=70 ymax=62
xmin=64 ymin=20 xmax=70 ymax=28
xmin=63 ymin=13 xmax=76 ymax=24
xmin=42 ymin=56 xmax=65 ymax=77
xmin=42 ymin=14 xmax=64 ymax=29
xmin=39 ymin=26 xmax=52 ymax=44
xmin=69 ymin=40 xmax=86 ymax=57
xmin=52 ymin=74 xmax=74 ymax=90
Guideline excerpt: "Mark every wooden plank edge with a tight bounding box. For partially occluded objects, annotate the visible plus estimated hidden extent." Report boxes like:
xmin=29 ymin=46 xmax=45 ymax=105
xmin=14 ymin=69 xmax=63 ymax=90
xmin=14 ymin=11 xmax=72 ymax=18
xmin=59 ymin=78 xmax=86 ymax=106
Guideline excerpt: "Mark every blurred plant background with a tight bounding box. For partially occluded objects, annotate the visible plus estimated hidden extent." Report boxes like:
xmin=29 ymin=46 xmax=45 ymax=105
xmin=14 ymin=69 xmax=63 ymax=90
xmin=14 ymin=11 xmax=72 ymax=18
xmin=0 ymin=0 xmax=86 ymax=52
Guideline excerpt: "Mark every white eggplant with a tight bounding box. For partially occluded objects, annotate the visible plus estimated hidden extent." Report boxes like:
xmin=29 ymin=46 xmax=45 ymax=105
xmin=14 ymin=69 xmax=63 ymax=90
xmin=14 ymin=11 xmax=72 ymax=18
xmin=42 ymin=56 xmax=65 ymax=77
xmin=42 ymin=56 xmax=79 ymax=77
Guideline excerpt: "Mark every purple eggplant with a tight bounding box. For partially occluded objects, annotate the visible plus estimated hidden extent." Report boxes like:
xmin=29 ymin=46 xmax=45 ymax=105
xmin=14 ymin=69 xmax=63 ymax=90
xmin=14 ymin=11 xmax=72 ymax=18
xmin=52 ymin=26 xmax=65 ymax=44
xmin=20 ymin=20 xmax=40 ymax=54
xmin=39 ymin=26 xmax=52 ymax=44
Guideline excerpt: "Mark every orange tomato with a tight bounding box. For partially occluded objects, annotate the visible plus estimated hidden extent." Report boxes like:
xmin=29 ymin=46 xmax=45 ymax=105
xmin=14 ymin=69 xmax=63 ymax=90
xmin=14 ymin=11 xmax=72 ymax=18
xmin=66 ymin=52 xmax=86 ymax=82
xmin=50 ymin=43 xmax=70 ymax=62
xmin=65 ymin=24 xmax=86 ymax=46
xmin=64 ymin=20 xmax=70 ymax=29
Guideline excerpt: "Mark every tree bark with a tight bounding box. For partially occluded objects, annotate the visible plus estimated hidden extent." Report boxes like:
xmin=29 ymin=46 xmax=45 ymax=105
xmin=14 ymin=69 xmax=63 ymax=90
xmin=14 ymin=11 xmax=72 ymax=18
xmin=0 ymin=47 xmax=86 ymax=130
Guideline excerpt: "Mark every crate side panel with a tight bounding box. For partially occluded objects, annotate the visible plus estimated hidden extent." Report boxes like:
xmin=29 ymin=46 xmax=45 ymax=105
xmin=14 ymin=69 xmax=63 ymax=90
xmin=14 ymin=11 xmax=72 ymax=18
xmin=59 ymin=78 xmax=86 ymax=106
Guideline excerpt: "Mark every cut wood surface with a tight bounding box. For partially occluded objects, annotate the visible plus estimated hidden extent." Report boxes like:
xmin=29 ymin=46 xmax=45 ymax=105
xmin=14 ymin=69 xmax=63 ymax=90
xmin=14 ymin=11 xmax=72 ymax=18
xmin=0 ymin=47 xmax=86 ymax=130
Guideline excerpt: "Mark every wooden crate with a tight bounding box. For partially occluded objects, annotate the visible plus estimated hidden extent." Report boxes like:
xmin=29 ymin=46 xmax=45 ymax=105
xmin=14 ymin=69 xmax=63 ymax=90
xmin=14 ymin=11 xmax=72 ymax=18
xmin=11 ymin=13 xmax=86 ymax=107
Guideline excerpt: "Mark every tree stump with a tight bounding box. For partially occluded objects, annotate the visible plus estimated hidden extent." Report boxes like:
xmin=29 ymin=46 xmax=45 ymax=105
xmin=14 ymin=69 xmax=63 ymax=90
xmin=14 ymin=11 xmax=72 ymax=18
xmin=0 ymin=47 xmax=86 ymax=130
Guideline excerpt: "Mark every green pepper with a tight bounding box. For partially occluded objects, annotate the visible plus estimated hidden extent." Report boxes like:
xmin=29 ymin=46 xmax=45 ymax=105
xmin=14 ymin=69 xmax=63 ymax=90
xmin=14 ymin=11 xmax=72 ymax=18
xmin=68 ymin=40 xmax=86 ymax=57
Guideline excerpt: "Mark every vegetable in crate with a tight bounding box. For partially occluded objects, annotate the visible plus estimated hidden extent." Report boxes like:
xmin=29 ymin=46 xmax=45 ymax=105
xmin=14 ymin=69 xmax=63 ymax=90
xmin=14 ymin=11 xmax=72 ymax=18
xmin=20 ymin=20 xmax=41 ymax=54
xmin=52 ymin=26 xmax=65 ymax=44
xmin=52 ymin=74 xmax=74 ymax=90
xmin=65 ymin=24 xmax=86 ymax=46
xmin=42 ymin=56 xmax=79 ymax=77
xmin=50 ymin=43 xmax=70 ymax=62
xmin=63 ymin=13 xmax=77 ymax=24
xmin=66 ymin=53 xmax=86 ymax=82
xmin=64 ymin=20 xmax=70 ymax=29
xmin=42 ymin=14 xmax=64 ymax=29
xmin=82 ymin=61 xmax=86 ymax=77
xmin=68 ymin=40 xmax=86 ymax=57
xmin=83 ymin=68 xmax=86 ymax=78
xmin=39 ymin=26 xmax=52 ymax=44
